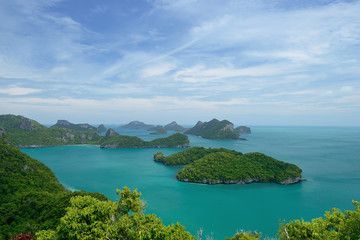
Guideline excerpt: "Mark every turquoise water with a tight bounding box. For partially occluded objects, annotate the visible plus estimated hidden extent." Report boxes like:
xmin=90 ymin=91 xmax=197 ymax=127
xmin=22 ymin=127 xmax=360 ymax=239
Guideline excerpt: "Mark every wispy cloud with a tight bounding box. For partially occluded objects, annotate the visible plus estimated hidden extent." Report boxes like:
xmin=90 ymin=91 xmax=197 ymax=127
xmin=0 ymin=0 xmax=359 ymax=125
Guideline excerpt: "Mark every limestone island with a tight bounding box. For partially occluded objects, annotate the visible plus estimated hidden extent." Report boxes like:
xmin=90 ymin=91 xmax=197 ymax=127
xmin=99 ymin=129 xmax=190 ymax=148
xmin=120 ymin=121 xmax=154 ymax=130
xmin=185 ymin=119 xmax=249 ymax=140
xmin=0 ymin=115 xmax=190 ymax=149
xmin=0 ymin=115 xmax=101 ymax=148
xmin=148 ymin=125 xmax=167 ymax=135
xmin=154 ymin=147 xmax=303 ymax=185
xmin=164 ymin=121 xmax=186 ymax=132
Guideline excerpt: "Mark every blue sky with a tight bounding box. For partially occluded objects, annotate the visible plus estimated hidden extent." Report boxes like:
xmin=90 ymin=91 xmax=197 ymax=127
xmin=0 ymin=0 xmax=359 ymax=126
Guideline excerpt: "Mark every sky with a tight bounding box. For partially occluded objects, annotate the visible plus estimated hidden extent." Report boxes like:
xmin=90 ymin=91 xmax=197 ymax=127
xmin=0 ymin=0 xmax=359 ymax=126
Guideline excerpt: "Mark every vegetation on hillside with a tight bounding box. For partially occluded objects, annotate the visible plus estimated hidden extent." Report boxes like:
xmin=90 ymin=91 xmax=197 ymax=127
xmin=177 ymin=152 xmax=302 ymax=184
xmin=0 ymin=133 xmax=107 ymax=239
xmin=100 ymin=131 xmax=190 ymax=148
xmin=185 ymin=119 xmax=241 ymax=140
xmin=154 ymin=147 xmax=241 ymax=165
xmin=0 ymin=115 xmax=191 ymax=149
xmin=0 ymin=115 xmax=101 ymax=147
xmin=35 ymin=187 xmax=194 ymax=240
xmin=164 ymin=121 xmax=186 ymax=132
xmin=52 ymin=120 xmax=98 ymax=132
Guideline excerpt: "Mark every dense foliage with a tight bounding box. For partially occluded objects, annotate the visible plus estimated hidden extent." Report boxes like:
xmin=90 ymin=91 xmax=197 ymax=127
xmin=0 ymin=115 xmax=101 ymax=147
xmin=36 ymin=187 xmax=195 ymax=240
xmin=100 ymin=132 xmax=190 ymax=148
xmin=277 ymin=200 xmax=360 ymax=240
xmin=177 ymin=152 xmax=302 ymax=184
xmin=0 ymin=135 xmax=107 ymax=239
xmin=0 ymin=115 xmax=190 ymax=149
xmin=51 ymin=120 xmax=98 ymax=132
xmin=185 ymin=119 xmax=240 ymax=140
xmin=154 ymin=147 xmax=241 ymax=165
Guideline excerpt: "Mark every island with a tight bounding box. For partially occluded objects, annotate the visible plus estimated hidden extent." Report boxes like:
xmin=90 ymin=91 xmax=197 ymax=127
xmin=99 ymin=129 xmax=190 ymax=148
xmin=185 ymin=119 xmax=248 ymax=140
xmin=52 ymin=120 xmax=98 ymax=132
xmin=164 ymin=121 xmax=186 ymax=132
xmin=0 ymin=115 xmax=101 ymax=147
xmin=154 ymin=147 xmax=303 ymax=185
xmin=120 ymin=120 xmax=154 ymax=130
xmin=234 ymin=126 xmax=251 ymax=134
xmin=0 ymin=115 xmax=190 ymax=149
xmin=148 ymin=125 xmax=167 ymax=135
xmin=97 ymin=124 xmax=107 ymax=134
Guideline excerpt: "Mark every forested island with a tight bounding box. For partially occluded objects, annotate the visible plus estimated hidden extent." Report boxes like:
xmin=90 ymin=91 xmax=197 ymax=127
xmin=185 ymin=119 xmax=249 ymax=140
xmin=0 ymin=115 xmax=189 ymax=149
xmin=100 ymin=129 xmax=189 ymax=148
xmin=154 ymin=147 xmax=303 ymax=185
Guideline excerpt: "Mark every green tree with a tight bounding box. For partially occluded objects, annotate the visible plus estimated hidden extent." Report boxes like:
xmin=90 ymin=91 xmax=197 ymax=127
xmin=36 ymin=187 xmax=194 ymax=240
xmin=277 ymin=200 xmax=360 ymax=240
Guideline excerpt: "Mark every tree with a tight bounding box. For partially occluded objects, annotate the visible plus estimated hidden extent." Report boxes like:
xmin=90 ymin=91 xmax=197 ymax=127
xmin=36 ymin=187 xmax=194 ymax=240
xmin=277 ymin=200 xmax=360 ymax=240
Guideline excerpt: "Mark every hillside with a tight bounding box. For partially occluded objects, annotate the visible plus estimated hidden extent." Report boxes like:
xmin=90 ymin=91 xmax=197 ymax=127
xmin=52 ymin=120 xmax=98 ymax=132
xmin=185 ymin=119 xmax=243 ymax=140
xmin=154 ymin=147 xmax=241 ymax=165
xmin=100 ymin=129 xmax=190 ymax=148
xmin=0 ymin=128 xmax=108 ymax=239
xmin=164 ymin=121 xmax=186 ymax=132
xmin=0 ymin=115 xmax=101 ymax=147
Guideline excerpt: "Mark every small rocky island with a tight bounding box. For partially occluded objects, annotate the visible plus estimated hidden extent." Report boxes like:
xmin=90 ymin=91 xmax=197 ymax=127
xmin=185 ymin=119 xmax=249 ymax=140
xmin=148 ymin=125 xmax=167 ymax=135
xmin=154 ymin=147 xmax=303 ymax=185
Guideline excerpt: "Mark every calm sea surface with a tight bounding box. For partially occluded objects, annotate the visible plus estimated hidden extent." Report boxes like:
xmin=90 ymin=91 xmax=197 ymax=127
xmin=22 ymin=126 xmax=360 ymax=239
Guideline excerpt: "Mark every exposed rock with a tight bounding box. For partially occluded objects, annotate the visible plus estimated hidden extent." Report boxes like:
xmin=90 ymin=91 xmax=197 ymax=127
xmin=280 ymin=177 xmax=305 ymax=185
xmin=97 ymin=124 xmax=107 ymax=133
xmin=23 ymin=164 xmax=34 ymax=171
xmin=105 ymin=128 xmax=117 ymax=137
xmin=0 ymin=126 xmax=10 ymax=145
xmin=235 ymin=126 xmax=251 ymax=134
xmin=56 ymin=120 xmax=71 ymax=126
xmin=185 ymin=119 xmax=240 ymax=140
xmin=20 ymin=118 xmax=37 ymax=131
xmin=177 ymin=177 xmax=303 ymax=185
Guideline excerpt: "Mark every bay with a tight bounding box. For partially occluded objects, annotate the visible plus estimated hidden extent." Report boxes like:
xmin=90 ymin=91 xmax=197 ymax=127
xmin=22 ymin=126 xmax=360 ymax=239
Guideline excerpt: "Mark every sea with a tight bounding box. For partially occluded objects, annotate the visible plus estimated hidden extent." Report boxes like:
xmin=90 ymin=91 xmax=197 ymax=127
xmin=21 ymin=126 xmax=360 ymax=239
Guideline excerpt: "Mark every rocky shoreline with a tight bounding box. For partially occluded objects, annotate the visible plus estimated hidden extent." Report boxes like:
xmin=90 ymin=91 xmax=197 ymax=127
xmin=100 ymin=143 xmax=190 ymax=149
xmin=177 ymin=176 xmax=305 ymax=185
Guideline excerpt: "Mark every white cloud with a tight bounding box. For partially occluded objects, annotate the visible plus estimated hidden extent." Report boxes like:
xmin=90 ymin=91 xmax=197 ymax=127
xmin=142 ymin=63 xmax=176 ymax=78
xmin=0 ymin=86 xmax=43 ymax=96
